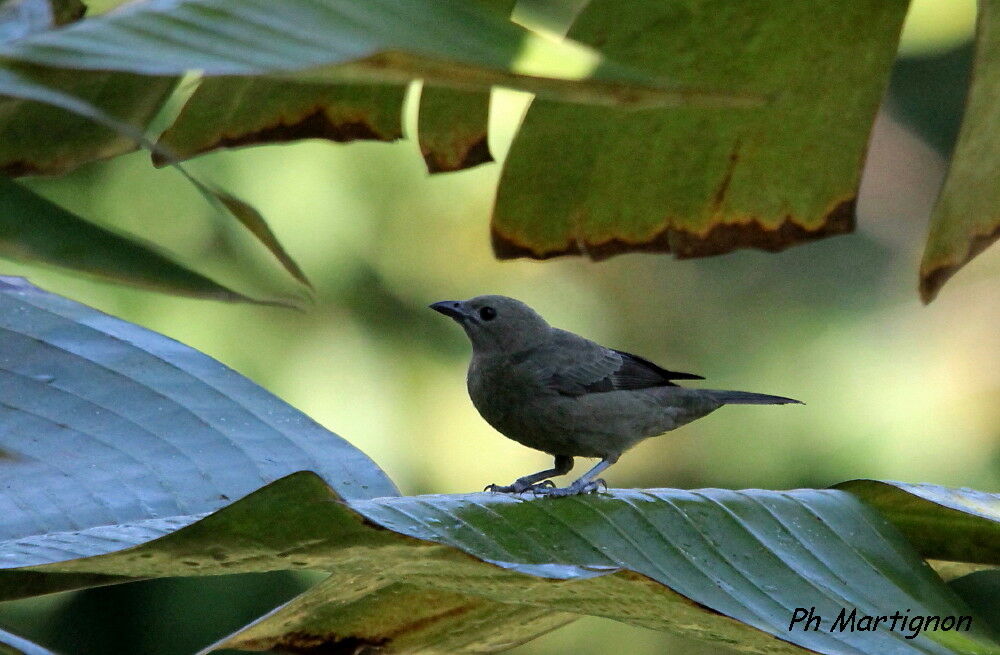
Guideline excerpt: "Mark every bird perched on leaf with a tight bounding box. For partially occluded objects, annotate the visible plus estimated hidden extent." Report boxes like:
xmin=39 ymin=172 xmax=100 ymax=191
xmin=431 ymin=295 xmax=801 ymax=497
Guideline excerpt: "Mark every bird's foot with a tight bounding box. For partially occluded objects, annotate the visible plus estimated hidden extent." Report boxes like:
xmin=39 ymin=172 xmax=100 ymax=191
xmin=485 ymin=479 xmax=556 ymax=494
xmin=533 ymin=478 xmax=607 ymax=498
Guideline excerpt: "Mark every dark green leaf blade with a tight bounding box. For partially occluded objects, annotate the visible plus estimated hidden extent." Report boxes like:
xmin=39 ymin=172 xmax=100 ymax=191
xmin=0 ymin=179 xmax=263 ymax=302
xmin=186 ymin=178 xmax=314 ymax=291
xmin=212 ymin=187 xmax=312 ymax=291
xmin=836 ymin=480 xmax=1000 ymax=567
xmin=492 ymin=0 xmax=908 ymax=260
xmin=2 ymin=475 xmax=995 ymax=654
xmin=919 ymin=0 xmax=1000 ymax=303
xmin=951 ymin=571 xmax=1000 ymax=637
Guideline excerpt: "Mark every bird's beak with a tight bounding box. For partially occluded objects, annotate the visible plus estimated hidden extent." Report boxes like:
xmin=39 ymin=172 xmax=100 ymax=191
xmin=429 ymin=300 xmax=468 ymax=323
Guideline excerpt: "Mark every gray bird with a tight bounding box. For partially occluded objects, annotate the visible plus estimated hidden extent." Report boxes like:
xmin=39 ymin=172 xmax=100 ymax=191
xmin=431 ymin=295 xmax=802 ymax=497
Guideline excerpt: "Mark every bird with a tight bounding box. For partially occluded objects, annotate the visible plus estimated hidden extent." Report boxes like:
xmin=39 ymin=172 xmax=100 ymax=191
xmin=430 ymin=295 xmax=802 ymax=497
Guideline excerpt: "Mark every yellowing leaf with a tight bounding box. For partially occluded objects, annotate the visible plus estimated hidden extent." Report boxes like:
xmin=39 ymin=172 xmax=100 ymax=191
xmin=493 ymin=0 xmax=908 ymax=260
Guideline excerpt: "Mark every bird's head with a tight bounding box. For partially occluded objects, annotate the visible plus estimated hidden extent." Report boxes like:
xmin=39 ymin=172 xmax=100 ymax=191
xmin=430 ymin=295 xmax=550 ymax=355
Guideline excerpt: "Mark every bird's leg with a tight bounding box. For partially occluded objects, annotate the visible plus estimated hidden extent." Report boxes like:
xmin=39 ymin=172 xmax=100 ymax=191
xmin=534 ymin=456 xmax=618 ymax=497
xmin=485 ymin=455 xmax=574 ymax=493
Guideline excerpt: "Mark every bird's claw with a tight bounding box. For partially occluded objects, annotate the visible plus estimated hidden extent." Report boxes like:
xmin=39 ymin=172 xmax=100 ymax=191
xmin=532 ymin=478 xmax=607 ymax=498
xmin=485 ymin=479 xmax=556 ymax=494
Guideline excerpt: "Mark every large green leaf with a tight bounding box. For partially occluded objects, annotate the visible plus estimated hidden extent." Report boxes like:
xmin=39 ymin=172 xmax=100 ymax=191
xmin=0 ymin=276 xmax=398 ymax=581
xmin=919 ymin=0 xmax=1000 ymax=303
xmin=492 ymin=0 xmax=907 ymax=260
xmin=836 ymin=480 xmax=1000 ymax=568
xmin=155 ymin=77 xmax=406 ymax=164
xmin=0 ymin=0 xmax=716 ymax=108
xmin=2 ymin=472 xmax=996 ymax=654
xmin=0 ymin=180 xmax=273 ymax=302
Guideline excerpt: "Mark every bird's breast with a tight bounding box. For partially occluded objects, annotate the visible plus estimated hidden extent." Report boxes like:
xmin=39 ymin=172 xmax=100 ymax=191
xmin=468 ymin=359 xmax=539 ymax=415
xmin=466 ymin=358 xmax=557 ymax=441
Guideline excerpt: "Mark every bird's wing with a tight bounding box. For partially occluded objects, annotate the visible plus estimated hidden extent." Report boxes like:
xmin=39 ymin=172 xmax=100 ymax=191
xmin=524 ymin=329 xmax=704 ymax=396
xmin=607 ymin=349 xmax=705 ymax=388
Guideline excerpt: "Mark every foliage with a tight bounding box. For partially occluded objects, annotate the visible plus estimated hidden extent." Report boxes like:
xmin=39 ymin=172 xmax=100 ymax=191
xmin=0 ymin=279 xmax=998 ymax=654
xmin=0 ymin=0 xmax=994 ymax=301
xmin=918 ymin=0 xmax=1000 ymax=301
xmin=0 ymin=0 xmax=997 ymax=652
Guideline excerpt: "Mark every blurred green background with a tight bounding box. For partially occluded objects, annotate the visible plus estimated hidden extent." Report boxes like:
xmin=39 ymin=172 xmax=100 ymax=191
xmin=1 ymin=0 xmax=998 ymax=653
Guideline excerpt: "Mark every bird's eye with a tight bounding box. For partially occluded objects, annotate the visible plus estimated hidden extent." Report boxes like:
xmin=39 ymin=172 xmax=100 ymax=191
xmin=479 ymin=306 xmax=497 ymax=321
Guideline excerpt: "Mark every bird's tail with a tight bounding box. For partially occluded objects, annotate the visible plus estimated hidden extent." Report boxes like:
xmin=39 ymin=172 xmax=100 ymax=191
xmin=706 ymin=390 xmax=803 ymax=405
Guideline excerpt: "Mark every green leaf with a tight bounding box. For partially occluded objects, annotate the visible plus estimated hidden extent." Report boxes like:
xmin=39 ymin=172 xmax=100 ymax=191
xmin=492 ymin=0 xmax=908 ymax=260
xmin=155 ymin=77 xmax=405 ymax=164
xmin=0 ymin=0 xmax=737 ymax=108
xmin=0 ymin=66 xmax=151 ymax=144
xmin=418 ymin=86 xmax=495 ymax=173
xmin=415 ymin=0 xmax=516 ymax=174
xmin=0 ymin=179 xmax=277 ymax=302
xmin=0 ymin=68 xmax=176 ymax=176
xmin=0 ymin=68 xmax=312 ymax=296
xmin=951 ymin=572 xmax=1000 ymax=637
xmin=206 ymin=578 xmax=576 ymax=654
xmin=182 ymin=176 xmax=314 ymax=291
xmin=919 ymin=0 xmax=1000 ymax=303
xmin=0 ymin=628 xmax=57 ymax=655
xmin=0 ymin=276 xmax=398 ymax=593
xmin=836 ymin=480 xmax=1000 ymax=568
xmin=0 ymin=0 xmax=174 ymax=176
xmin=2 ymin=473 xmax=995 ymax=654
xmin=151 ymin=1 xmax=511 ymax=173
